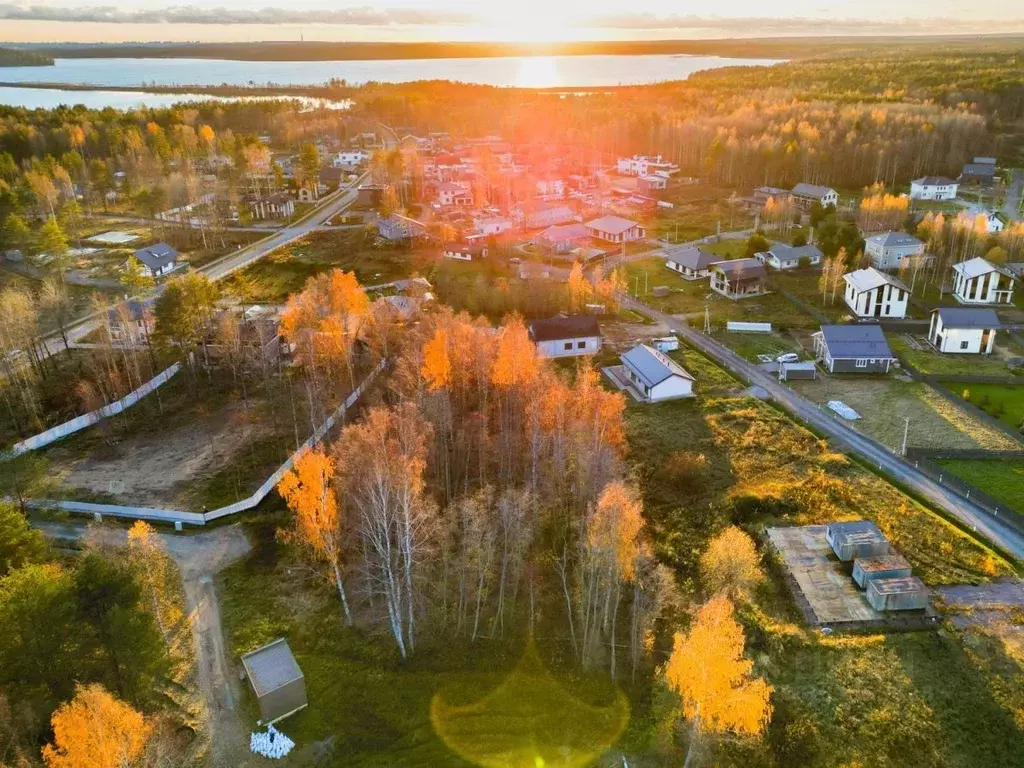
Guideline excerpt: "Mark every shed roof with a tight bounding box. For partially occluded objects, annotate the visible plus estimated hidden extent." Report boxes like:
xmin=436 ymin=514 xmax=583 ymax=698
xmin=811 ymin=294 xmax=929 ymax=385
xmin=868 ymin=576 xmax=928 ymax=596
xmin=934 ymin=307 xmax=1001 ymax=329
xmin=662 ymin=245 xmax=716 ymax=270
xmin=827 ymin=520 xmax=886 ymax=543
xmin=843 ymin=267 xmax=909 ymax=293
xmin=529 ymin=315 xmax=600 ymax=342
xmin=621 ymin=344 xmax=693 ymax=388
xmin=241 ymin=638 xmax=303 ymax=697
xmin=585 ymin=215 xmax=640 ymax=235
xmin=817 ymin=325 xmax=895 ymax=359
xmin=855 ymin=554 xmax=911 ymax=573
xmin=866 ymin=231 xmax=923 ymax=248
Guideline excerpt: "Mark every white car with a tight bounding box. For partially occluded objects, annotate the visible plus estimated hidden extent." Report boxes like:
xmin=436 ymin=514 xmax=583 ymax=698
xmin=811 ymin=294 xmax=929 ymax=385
xmin=776 ymin=352 xmax=800 ymax=364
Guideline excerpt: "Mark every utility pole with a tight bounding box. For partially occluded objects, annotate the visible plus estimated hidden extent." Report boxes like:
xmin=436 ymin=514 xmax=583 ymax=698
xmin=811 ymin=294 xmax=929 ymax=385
xmin=703 ymin=306 xmax=711 ymax=335
xmin=901 ymin=416 xmax=910 ymax=456
xmin=644 ymin=270 xmax=648 ymax=295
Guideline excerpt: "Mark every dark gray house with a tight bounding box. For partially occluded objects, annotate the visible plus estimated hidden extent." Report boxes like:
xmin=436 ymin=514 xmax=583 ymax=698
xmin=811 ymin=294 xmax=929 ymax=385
xmin=241 ymin=638 xmax=308 ymax=724
xmin=664 ymin=245 xmax=717 ymax=280
xmin=131 ymin=242 xmax=179 ymax=278
xmin=812 ymin=324 xmax=897 ymax=374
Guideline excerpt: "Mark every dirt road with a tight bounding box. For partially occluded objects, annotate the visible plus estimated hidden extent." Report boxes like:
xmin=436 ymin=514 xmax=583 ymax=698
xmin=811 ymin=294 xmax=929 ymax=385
xmin=37 ymin=521 xmax=254 ymax=765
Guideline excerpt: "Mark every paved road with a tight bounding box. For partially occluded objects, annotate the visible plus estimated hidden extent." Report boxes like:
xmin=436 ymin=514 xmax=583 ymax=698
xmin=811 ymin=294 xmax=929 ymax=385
xmin=624 ymin=296 xmax=1024 ymax=562
xmin=1003 ymin=169 xmax=1023 ymax=221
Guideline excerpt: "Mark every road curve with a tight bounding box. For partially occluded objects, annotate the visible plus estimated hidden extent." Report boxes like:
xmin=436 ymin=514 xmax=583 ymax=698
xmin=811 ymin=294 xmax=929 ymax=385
xmin=624 ymin=296 xmax=1024 ymax=562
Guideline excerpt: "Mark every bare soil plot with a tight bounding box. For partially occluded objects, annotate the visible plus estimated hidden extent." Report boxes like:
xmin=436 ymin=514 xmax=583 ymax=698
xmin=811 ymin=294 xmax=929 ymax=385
xmin=790 ymin=376 xmax=1021 ymax=452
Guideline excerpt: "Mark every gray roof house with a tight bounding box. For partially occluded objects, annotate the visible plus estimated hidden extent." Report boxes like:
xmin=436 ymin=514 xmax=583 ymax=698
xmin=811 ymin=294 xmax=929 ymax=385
xmin=241 ymin=638 xmax=308 ymax=724
xmin=131 ymin=242 xmax=179 ymax=278
xmin=865 ymin=231 xmax=925 ymax=271
xmin=960 ymin=157 xmax=997 ymax=185
xmin=619 ymin=344 xmax=694 ymax=402
xmin=377 ymin=214 xmax=428 ymax=242
xmin=755 ymin=242 xmax=823 ymax=270
xmin=791 ymin=183 xmax=839 ymax=210
xmin=528 ymin=315 xmax=602 ymax=358
xmin=928 ymin=307 xmax=1000 ymax=354
xmin=710 ymin=258 xmax=767 ymax=300
xmin=812 ymin=324 xmax=897 ymax=374
xmin=664 ymin=245 xmax=717 ymax=280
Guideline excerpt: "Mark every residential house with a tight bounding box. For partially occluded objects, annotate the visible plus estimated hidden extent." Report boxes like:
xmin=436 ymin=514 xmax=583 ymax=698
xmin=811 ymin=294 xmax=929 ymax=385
xmin=663 ymin=245 xmax=716 ymax=280
xmin=843 ymin=267 xmax=910 ymax=319
xmin=331 ymin=149 xmax=369 ymax=168
xmin=910 ymin=176 xmax=959 ymax=201
xmin=515 ymin=201 xmax=575 ymax=229
xmin=247 ymin=192 xmax=295 ymax=221
xmin=638 ymin=175 xmax=668 ymax=194
xmin=754 ymin=243 xmax=823 ymax=270
xmin=585 ymin=215 xmax=645 ymax=243
xmin=535 ymin=177 xmax=566 ymax=197
xmin=106 ymin=299 xmax=154 ymax=344
xmin=474 ymin=217 xmax=515 ymax=236
xmin=318 ymin=166 xmax=347 ymax=193
xmin=435 ymin=182 xmax=473 ymax=207
xmin=980 ymin=211 xmax=1006 ymax=234
xmin=616 ymin=155 xmax=678 ymax=177
xmin=131 ymin=243 xmax=179 ymax=278
xmin=709 ymin=258 xmax=767 ymax=300
xmin=865 ymin=231 xmax=925 ymax=271
xmin=518 ymin=262 xmax=553 ymax=281
xmin=377 ymin=214 xmax=427 ymax=242
xmin=791 ymin=183 xmax=839 ymax=210
xmin=443 ymin=242 xmax=488 ymax=261
xmin=951 ymin=257 xmax=1017 ymax=305
xmin=619 ymin=344 xmax=694 ymax=402
xmin=356 ymin=183 xmax=385 ymax=207
xmin=960 ymin=157 xmax=997 ymax=185
xmin=537 ymin=223 xmax=591 ymax=253
xmin=740 ymin=186 xmax=791 ymax=213
xmin=812 ymin=324 xmax=897 ymax=373
xmin=528 ymin=315 xmax=602 ymax=358
xmin=928 ymin=307 xmax=999 ymax=354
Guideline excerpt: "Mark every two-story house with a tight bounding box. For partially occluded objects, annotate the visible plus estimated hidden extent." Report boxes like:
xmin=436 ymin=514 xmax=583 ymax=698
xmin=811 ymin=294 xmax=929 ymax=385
xmin=843 ymin=267 xmax=910 ymax=319
xmin=951 ymin=257 xmax=1017 ymax=305
xmin=866 ymin=231 xmax=925 ymax=271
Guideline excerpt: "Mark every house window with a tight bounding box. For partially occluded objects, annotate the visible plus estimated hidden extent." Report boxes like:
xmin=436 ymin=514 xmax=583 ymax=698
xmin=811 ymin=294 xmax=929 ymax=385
xmin=855 ymin=358 xmax=868 ymax=368
xmin=563 ymin=342 xmax=573 ymax=351
xmin=577 ymin=341 xmax=586 ymax=349
xmin=960 ymin=341 xmax=969 ymax=350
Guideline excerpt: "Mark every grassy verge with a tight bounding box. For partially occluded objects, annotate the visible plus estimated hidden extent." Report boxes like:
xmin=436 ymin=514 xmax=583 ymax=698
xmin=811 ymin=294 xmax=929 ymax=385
xmin=889 ymin=335 xmax=1022 ymax=377
xmin=935 ymin=457 xmax=1024 ymax=514
xmin=946 ymin=382 xmax=1024 ymax=432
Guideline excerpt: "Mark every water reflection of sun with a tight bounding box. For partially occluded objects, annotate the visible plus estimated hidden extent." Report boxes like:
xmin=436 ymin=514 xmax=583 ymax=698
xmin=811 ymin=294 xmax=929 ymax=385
xmin=516 ymin=56 xmax=560 ymax=88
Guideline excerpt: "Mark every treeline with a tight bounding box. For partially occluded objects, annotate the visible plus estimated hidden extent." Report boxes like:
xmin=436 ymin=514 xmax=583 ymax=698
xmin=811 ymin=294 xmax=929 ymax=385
xmin=0 ymin=47 xmax=53 ymax=67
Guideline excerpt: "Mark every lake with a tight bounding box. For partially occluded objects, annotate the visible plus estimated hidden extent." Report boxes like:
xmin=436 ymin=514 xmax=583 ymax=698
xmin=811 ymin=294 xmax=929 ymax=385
xmin=0 ymin=53 xmax=783 ymax=108
xmin=0 ymin=86 xmax=350 ymax=111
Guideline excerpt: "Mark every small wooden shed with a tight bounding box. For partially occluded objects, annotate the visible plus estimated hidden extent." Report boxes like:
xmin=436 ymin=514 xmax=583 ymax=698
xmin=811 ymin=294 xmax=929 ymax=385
xmin=241 ymin=638 xmax=308 ymax=724
xmin=826 ymin=520 xmax=889 ymax=562
xmin=852 ymin=554 xmax=912 ymax=589
xmin=866 ymin=576 xmax=929 ymax=611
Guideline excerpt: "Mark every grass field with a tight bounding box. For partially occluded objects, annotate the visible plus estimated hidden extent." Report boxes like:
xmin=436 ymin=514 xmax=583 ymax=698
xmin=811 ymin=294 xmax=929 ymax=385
xmin=710 ymin=330 xmax=803 ymax=361
xmin=889 ymin=334 xmax=1024 ymax=377
xmin=789 ymin=377 xmax=1021 ymax=452
xmin=767 ymin=269 xmax=856 ymax=322
xmin=935 ymin=457 xmax=1024 ymax=514
xmin=952 ymin=382 xmax=1024 ymax=432
xmin=221 ymin=229 xmax=435 ymax=302
xmin=649 ymin=188 xmax=753 ymax=243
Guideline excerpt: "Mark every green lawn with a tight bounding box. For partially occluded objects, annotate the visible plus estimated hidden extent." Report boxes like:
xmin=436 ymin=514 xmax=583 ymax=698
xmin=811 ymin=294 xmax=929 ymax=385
xmin=648 ymin=189 xmax=752 ymax=243
xmin=767 ymin=269 xmax=855 ymax=322
xmin=711 ymin=330 xmax=802 ymax=362
xmin=950 ymin=382 xmax=1024 ymax=432
xmin=889 ymin=335 xmax=1024 ymax=377
xmin=704 ymin=239 xmax=749 ymax=259
xmin=935 ymin=457 xmax=1024 ymax=514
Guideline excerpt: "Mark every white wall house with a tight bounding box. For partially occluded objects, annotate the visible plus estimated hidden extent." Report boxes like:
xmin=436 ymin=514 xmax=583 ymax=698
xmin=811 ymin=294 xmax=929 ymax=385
xmin=528 ymin=316 xmax=602 ymax=358
xmin=928 ymin=307 xmax=999 ymax=354
xmin=754 ymin=243 xmax=823 ymax=270
xmin=443 ymin=242 xmax=488 ymax=261
xmin=619 ymin=344 xmax=694 ymax=402
xmin=535 ymin=177 xmax=566 ymax=197
xmin=952 ymin=257 xmax=1017 ymax=305
xmin=791 ymin=183 xmax=839 ymax=210
xmin=585 ymin=215 xmax=645 ymax=243
xmin=474 ymin=217 xmax=514 ymax=236
xmin=910 ymin=176 xmax=959 ymax=201
xmin=131 ymin=243 xmax=179 ymax=278
xmin=331 ymin=150 xmax=369 ymax=168
xmin=664 ymin=245 xmax=716 ymax=280
xmin=843 ymin=268 xmax=910 ymax=319
xmin=616 ymin=155 xmax=678 ymax=177
xmin=435 ymin=182 xmax=473 ymax=207
xmin=866 ymin=231 xmax=925 ymax=271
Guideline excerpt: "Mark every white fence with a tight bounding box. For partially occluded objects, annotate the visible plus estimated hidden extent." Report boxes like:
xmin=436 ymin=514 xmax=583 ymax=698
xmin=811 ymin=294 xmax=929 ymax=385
xmin=19 ymin=359 xmax=385 ymax=527
xmin=727 ymin=321 xmax=773 ymax=334
xmin=8 ymin=363 xmax=181 ymax=457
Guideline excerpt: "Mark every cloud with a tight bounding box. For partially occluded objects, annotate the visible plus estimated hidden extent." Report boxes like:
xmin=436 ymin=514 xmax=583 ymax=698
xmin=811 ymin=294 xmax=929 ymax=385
xmin=0 ymin=4 xmax=477 ymax=25
xmin=586 ymin=13 xmax=1023 ymax=35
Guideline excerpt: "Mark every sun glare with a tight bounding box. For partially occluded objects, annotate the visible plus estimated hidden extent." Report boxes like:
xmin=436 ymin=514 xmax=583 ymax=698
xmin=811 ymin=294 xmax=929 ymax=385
xmin=515 ymin=56 xmax=560 ymax=88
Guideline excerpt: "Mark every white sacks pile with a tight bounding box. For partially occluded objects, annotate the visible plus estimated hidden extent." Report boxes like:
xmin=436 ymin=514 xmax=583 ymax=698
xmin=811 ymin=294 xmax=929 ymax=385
xmin=250 ymin=725 xmax=295 ymax=759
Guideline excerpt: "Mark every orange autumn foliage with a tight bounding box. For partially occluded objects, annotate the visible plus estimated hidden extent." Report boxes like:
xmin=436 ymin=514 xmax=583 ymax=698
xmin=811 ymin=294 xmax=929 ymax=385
xmin=421 ymin=328 xmax=452 ymax=391
xmin=490 ymin=315 xmax=540 ymax=388
xmin=664 ymin=595 xmax=773 ymax=738
xmin=42 ymin=684 xmax=151 ymax=768
xmin=590 ymin=481 xmax=644 ymax=580
xmin=277 ymin=447 xmax=340 ymax=563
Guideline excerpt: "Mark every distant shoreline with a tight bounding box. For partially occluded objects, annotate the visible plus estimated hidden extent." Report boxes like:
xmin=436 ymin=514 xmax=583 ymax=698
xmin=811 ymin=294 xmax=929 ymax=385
xmin=14 ymin=34 xmax=1024 ymax=63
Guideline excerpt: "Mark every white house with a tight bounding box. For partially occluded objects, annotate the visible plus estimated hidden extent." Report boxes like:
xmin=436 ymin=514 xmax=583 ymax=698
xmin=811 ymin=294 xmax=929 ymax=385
xmin=616 ymin=155 xmax=678 ymax=177
xmin=528 ymin=316 xmax=602 ymax=358
xmin=474 ymin=217 xmax=514 ymax=236
xmin=435 ymin=182 xmax=473 ymax=207
xmin=754 ymin=243 xmax=823 ymax=270
xmin=791 ymin=183 xmax=839 ymax=210
xmin=131 ymin=243 xmax=179 ymax=278
xmin=928 ymin=307 xmax=999 ymax=354
xmin=443 ymin=242 xmax=488 ymax=261
xmin=910 ymin=176 xmax=959 ymax=201
xmin=331 ymin=150 xmax=369 ymax=168
xmin=951 ymin=257 xmax=1017 ymax=305
xmin=247 ymin=192 xmax=295 ymax=221
xmin=664 ymin=245 xmax=716 ymax=280
xmin=619 ymin=344 xmax=694 ymax=402
xmin=980 ymin=211 xmax=1006 ymax=234
xmin=638 ymin=175 xmax=668 ymax=194
xmin=843 ymin=267 xmax=910 ymax=319
xmin=865 ymin=231 xmax=925 ymax=271
xmin=585 ymin=215 xmax=645 ymax=243
xmin=535 ymin=177 xmax=566 ymax=197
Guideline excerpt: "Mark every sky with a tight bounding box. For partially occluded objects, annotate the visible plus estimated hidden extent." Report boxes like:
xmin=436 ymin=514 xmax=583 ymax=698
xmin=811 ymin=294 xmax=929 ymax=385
xmin=2 ymin=1 xmax=1024 ymax=43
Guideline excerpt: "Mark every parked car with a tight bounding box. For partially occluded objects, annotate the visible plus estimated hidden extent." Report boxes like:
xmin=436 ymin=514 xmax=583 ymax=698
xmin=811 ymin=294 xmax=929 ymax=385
xmin=776 ymin=352 xmax=800 ymax=363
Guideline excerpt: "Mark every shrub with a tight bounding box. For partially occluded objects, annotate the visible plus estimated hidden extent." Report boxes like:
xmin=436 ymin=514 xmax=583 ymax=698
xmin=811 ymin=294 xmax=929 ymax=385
xmin=663 ymin=450 xmax=709 ymax=492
